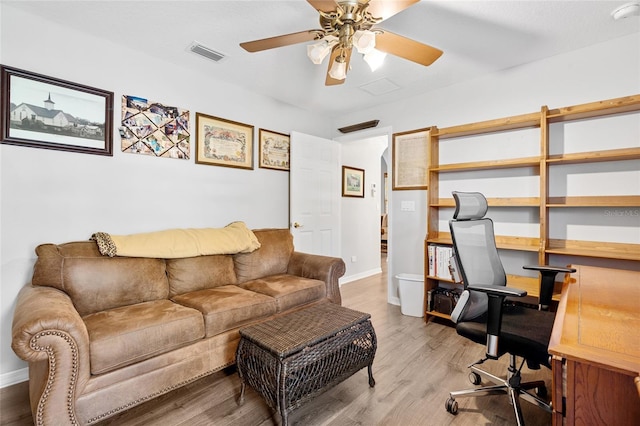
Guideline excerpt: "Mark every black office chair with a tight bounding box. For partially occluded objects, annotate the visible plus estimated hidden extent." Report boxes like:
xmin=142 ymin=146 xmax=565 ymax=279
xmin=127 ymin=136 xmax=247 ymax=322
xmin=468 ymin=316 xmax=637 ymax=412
xmin=444 ymin=191 xmax=575 ymax=426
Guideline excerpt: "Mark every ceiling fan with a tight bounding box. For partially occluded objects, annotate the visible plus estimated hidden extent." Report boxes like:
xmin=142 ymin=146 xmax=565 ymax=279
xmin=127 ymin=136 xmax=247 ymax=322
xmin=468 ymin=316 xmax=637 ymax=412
xmin=240 ymin=0 xmax=443 ymax=86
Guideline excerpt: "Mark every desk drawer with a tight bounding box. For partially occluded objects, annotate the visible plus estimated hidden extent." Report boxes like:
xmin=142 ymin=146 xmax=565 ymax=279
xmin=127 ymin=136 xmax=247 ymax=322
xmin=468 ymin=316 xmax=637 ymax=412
xmin=552 ymin=356 xmax=640 ymax=425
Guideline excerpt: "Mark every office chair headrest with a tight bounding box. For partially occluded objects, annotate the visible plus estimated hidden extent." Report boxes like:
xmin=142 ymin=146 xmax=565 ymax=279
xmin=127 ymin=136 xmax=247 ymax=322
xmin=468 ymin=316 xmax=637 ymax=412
xmin=452 ymin=191 xmax=488 ymax=220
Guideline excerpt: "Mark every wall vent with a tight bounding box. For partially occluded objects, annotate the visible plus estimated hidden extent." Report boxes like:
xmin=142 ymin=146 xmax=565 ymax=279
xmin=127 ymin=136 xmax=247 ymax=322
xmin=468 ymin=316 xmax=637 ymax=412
xmin=188 ymin=42 xmax=227 ymax=63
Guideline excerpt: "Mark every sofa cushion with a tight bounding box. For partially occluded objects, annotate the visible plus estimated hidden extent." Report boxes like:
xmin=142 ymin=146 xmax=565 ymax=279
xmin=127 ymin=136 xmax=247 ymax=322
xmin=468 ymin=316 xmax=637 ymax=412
xmin=239 ymin=274 xmax=326 ymax=312
xmin=166 ymin=255 xmax=237 ymax=297
xmin=83 ymin=300 xmax=204 ymax=375
xmin=233 ymin=229 xmax=293 ymax=283
xmin=33 ymin=242 xmax=169 ymax=316
xmin=172 ymin=285 xmax=277 ymax=337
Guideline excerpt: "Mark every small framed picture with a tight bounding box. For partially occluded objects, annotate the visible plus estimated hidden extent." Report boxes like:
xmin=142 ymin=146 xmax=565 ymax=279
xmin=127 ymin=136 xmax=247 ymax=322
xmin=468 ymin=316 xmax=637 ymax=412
xmin=0 ymin=65 xmax=114 ymax=156
xmin=342 ymin=166 xmax=365 ymax=198
xmin=259 ymin=128 xmax=290 ymax=171
xmin=195 ymin=112 xmax=254 ymax=169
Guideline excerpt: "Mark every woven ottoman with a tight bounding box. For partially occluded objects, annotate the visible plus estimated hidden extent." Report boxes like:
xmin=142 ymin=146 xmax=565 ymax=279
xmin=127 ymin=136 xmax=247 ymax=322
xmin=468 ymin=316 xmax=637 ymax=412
xmin=236 ymin=302 xmax=377 ymax=426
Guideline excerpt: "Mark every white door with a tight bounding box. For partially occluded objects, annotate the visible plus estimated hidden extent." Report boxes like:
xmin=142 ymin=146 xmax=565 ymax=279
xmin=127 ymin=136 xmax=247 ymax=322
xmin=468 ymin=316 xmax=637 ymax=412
xmin=289 ymin=131 xmax=341 ymax=257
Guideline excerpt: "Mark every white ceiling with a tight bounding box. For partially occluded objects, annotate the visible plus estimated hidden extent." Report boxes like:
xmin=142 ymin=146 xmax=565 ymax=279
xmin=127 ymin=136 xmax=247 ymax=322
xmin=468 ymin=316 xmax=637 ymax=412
xmin=8 ymin=0 xmax=640 ymax=117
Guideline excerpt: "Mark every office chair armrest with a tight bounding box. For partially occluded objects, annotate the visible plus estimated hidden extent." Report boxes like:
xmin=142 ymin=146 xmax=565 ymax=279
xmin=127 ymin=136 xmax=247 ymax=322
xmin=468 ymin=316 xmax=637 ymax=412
xmin=467 ymin=284 xmax=527 ymax=298
xmin=523 ymin=265 xmax=577 ymax=309
xmin=522 ymin=265 xmax=576 ymax=274
xmin=466 ymin=284 xmax=526 ymax=358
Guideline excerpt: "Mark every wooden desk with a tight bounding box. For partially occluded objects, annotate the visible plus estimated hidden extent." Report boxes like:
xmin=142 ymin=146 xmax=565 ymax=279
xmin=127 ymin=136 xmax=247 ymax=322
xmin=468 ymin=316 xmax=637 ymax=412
xmin=549 ymin=265 xmax=640 ymax=425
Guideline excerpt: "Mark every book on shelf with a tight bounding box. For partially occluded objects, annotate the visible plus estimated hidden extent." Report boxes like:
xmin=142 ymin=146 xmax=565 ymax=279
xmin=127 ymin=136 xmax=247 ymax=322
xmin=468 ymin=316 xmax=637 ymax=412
xmin=428 ymin=245 xmax=435 ymax=276
xmin=449 ymin=253 xmax=463 ymax=284
xmin=427 ymin=244 xmax=454 ymax=280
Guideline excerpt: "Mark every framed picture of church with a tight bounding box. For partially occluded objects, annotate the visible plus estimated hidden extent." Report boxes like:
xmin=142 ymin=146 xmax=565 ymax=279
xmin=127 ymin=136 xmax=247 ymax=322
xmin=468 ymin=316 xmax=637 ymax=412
xmin=0 ymin=65 xmax=114 ymax=156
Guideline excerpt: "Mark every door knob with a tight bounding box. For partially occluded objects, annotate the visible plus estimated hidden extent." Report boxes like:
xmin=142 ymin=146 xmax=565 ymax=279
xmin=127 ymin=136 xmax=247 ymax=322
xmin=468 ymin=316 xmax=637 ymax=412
xmin=293 ymin=222 xmax=303 ymax=228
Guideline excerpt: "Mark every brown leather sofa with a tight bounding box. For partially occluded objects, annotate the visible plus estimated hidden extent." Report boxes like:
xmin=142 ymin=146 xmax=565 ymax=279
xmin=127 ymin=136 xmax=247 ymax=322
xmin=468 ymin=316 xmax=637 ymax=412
xmin=11 ymin=228 xmax=345 ymax=425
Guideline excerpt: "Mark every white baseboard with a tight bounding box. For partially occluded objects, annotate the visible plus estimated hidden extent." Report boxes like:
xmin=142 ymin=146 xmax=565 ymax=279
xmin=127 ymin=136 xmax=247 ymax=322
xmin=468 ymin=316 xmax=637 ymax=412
xmin=0 ymin=367 xmax=28 ymax=388
xmin=339 ymin=267 xmax=382 ymax=286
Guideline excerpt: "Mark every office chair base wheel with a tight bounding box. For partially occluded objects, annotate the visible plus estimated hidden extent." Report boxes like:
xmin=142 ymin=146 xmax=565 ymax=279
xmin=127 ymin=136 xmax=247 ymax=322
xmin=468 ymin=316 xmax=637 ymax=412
xmin=446 ymin=397 xmax=458 ymax=415
xmin=468 ymin=372 xmax=481 ymax=385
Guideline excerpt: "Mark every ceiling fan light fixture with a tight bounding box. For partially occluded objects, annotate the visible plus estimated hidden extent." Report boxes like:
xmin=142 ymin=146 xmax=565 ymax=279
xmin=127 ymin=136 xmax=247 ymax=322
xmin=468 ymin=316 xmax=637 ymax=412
xmin=363 ymin=48 xmax=386 ymax=71
xmin=353 ymin=30 xmax=376 ymax=54
xmin=306 ymin=36 xmax=338 ymax=64
xmin=240 ymin=0 xmax=441 ymax=86
xmin=329 ymin=56 xmax=347 ymax=80
xmin=307 ymin=41 xmax=332 ymax=64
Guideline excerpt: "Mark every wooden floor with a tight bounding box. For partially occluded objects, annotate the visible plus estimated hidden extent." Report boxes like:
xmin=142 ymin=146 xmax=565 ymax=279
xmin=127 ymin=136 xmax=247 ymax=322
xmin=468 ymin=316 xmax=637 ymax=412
xmin=1 ymin=255 xmax=552 ymax=425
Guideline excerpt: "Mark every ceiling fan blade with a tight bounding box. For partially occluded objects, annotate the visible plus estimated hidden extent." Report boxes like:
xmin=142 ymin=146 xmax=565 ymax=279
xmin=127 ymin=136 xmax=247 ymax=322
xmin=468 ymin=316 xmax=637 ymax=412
xmin=307 ymin=0 xmax=338 ymax=13
xmin=240 ymin=30 xmax=320 ymax=52
xmin=374 ymin=30 xmax=443 ymax=66
xmin=325 ymin=46 xmax=352 ymax=86
xmin=366 ymin=0 xmax=420 ymax=21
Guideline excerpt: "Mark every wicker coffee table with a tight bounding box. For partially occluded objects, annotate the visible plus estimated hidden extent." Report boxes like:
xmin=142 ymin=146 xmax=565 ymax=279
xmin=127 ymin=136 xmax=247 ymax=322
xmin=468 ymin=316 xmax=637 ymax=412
xmin=236 ymin=302 xmax=377 ymax=426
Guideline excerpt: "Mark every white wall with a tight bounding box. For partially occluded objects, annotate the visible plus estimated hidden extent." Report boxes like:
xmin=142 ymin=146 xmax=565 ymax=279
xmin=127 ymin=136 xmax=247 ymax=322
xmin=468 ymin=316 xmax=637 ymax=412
xmin=0 ymin=4 xmax=332 ymax=383
xmin=333 ymin=33 xmax=640 ymax=301
xmin=337 ymin=132 xmax=388 ymax=283
xmin=2 ymin=3 xmax=639 ymax=386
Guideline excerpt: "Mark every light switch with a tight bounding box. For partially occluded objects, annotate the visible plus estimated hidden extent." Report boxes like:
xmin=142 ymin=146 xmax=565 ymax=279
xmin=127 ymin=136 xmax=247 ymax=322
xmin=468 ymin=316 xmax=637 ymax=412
xmin=401 ymin=201 xmax=415 ymax=211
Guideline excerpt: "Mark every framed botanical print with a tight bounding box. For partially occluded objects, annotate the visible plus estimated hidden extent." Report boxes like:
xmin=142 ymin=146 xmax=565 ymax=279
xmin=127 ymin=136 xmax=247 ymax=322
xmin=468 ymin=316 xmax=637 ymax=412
xmin=342 ymin=166 xmax=365 ymax=198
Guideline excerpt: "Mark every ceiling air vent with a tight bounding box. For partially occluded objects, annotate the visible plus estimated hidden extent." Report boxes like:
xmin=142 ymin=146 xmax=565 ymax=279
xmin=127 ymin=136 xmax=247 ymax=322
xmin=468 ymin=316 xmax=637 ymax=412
xmin=359 ymin=78 xmax=400 ymax=96
xmin=189 ymin=42 xmax=227 ymax=63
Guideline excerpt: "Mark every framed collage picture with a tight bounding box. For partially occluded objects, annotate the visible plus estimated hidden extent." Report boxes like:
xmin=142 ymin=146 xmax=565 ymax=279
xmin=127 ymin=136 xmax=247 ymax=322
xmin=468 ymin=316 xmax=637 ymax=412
xmin=120 ymin=95 xmax=190 ymax=159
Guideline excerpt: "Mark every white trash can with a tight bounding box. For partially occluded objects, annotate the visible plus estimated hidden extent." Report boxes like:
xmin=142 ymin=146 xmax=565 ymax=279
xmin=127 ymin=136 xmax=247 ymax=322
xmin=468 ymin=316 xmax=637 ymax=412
xmin=396 ymin=273 xmax=425 ymax=317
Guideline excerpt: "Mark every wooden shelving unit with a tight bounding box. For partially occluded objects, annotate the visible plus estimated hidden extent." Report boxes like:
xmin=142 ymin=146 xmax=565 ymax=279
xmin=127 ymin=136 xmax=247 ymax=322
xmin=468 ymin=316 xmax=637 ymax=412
xmin=545 ymin=240 xmax=640 ymax=261
xmin=432 ymin=156 xmax=541 ymax=172
xmin=424 ymin=94 xmax=640 ymax=322
xmin=433 ymin=197 xmax=540 ymax=208
xmin=546 ymin=147 xmax=640 ymax=165
xmin=546 ymin=195 xmax=640 ymax=207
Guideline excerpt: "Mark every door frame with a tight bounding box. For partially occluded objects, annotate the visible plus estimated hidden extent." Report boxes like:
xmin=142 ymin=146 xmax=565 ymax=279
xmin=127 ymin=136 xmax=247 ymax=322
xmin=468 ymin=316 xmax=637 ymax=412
xmin=334 ymin=126 xmax=397 ymax=304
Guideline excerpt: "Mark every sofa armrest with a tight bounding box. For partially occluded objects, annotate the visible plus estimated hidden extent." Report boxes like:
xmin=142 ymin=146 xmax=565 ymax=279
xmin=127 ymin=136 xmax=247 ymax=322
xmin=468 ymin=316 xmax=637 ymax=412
xmin=287 ymin=252 xmax=346 ymax=305
xmin=12 ymin=285 xmax=91 ymax=425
